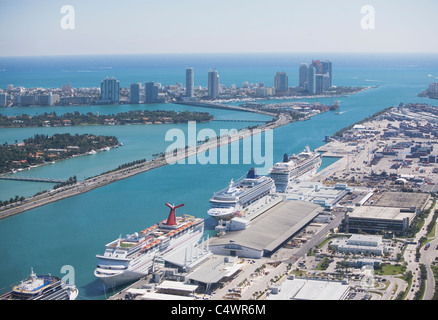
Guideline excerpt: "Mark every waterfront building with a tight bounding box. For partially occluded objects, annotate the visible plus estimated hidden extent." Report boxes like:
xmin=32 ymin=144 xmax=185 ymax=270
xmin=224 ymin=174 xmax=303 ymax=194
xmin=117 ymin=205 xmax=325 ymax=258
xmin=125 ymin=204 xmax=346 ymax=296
xmin=429 ymin=83 xmax=438 ymax=94
xmin=37 ymin=93 xmax=57 ymax=106
xmin=100 ymin=77 xmax=120 ymax=103
xmin=315 ymin=74 xmax=324 ymax=94
xmin=130 ymin=83 xmax=141 ymax=104
xmin=0 ymin=93 xmax=7 ymax=107
xmin=307 ymin=65 xmax=316 ymax=94
xmin=301 ymin=60 xmax=332 ymax=93
xmin=17 ymin=94 xmax=35 ymax=106
xmin=274 ymin=71 xmax=288 ymax=93
xmin=186 ymin=68 xmax=194 ymax=97
xmin=298 ymin=63 xmax=308 ymax=89
xmin=145 ymin=81 xmax=159 ymax=103
xmin=209 ymin=201 xmax=321 ymax=259
xmin=255 ymin=87 xmax=275 ymax=97
xmin=311 ymin=60 xmax=322 ymax=74
xmin=60 ymin=96 xmax=92 ymax=105
xmin=208 ymin=68 xmax=219 ymax=99
xmin=323 ymin=73 xmax=331 ymax=91
xmin=322 ymin=60 xmax=332 ymax=88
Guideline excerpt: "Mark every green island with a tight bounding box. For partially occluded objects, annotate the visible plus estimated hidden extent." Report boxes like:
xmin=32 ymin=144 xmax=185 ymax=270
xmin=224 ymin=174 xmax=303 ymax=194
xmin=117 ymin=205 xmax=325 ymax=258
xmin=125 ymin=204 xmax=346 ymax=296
xmin=0 ymin=133 xmax=120 ymax=174
xmin=0 ymin=110 xmax=214 ymax=128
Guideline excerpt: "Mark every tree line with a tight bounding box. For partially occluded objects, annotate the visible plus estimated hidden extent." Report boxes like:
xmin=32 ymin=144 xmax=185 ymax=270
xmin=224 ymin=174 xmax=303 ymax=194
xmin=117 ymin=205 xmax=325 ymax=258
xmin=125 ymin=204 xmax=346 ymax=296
xmin=0 ymin=110 xmax=213 ymax=127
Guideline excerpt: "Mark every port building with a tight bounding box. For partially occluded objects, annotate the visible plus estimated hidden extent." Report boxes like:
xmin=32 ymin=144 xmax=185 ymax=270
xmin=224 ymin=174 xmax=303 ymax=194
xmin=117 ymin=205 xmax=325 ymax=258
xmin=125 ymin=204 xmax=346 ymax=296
xmin=329 ymin=234 xmax=388 ymax=255
xmin=209 ymin=200 xmax=322 ymax=259
xmin=344 ymin=192 xmax=430 ymax=233
xmin=266 ymin=275 xmax=350 ymax=300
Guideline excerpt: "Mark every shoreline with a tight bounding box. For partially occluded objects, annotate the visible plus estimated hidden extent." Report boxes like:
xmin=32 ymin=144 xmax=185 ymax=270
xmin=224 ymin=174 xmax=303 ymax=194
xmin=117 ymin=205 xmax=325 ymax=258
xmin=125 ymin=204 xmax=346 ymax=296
xmin=0 ymin=113 xmax=292 ymax=220
xmin=0 ymin=84 xmax=377 ymax=219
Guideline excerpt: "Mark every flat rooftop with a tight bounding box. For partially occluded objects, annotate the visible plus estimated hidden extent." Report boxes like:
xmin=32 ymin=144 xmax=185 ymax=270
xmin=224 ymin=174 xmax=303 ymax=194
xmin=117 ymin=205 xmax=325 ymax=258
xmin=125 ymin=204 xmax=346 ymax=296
xmin=210 ymin=200 xmax=322 ymax=253
xmin=372 ymin=192 xmax=429 ymax=210
xmin=266 ymin=277 xmax=349 ymax=300
xmin=186 ymin=255 xmax=242 ymax=284
xmin=348 ymin=206 xmax=413 ymax=221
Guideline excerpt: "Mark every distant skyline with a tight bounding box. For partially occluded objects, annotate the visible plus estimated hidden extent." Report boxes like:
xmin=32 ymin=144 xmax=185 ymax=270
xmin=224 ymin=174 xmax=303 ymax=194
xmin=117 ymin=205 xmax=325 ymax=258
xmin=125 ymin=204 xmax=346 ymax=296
xmin=0 ymin=0 xmax=437 ymax=57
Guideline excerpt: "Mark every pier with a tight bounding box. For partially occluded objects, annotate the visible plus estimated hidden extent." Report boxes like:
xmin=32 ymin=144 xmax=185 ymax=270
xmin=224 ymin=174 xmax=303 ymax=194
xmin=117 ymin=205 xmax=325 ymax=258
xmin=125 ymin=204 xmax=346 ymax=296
xmin=0 ymin=176 xmax=67 ymax=184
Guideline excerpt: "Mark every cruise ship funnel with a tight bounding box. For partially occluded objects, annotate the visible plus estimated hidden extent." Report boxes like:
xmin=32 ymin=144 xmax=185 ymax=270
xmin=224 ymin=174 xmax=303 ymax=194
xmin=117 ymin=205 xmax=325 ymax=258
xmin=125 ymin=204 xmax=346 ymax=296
xmin=165 ymin=203 xmax=184 ymax=226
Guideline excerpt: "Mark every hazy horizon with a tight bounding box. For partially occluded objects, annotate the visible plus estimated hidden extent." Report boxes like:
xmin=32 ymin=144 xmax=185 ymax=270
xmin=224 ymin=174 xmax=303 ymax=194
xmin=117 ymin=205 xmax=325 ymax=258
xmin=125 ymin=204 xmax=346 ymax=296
xmin=1 ymin=0 xmax=437 ymax=57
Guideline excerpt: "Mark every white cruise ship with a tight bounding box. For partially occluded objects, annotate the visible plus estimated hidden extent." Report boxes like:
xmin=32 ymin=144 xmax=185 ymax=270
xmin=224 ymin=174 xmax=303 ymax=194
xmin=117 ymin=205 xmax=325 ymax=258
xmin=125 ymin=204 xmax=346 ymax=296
xmin=94 ymin=203 xmax=204 ymax=288
xmin=207 ymin=168 xmax=276 ymax=220
xmin=269 ymin=146 xmax=322 ymax=193
xmin=0 ymin=268 xmax=78 ymax=300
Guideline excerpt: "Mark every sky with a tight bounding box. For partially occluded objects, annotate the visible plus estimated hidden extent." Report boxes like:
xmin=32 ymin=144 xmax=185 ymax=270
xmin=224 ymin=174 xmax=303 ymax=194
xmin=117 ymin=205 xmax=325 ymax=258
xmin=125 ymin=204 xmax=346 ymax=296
xmin=0 ymin=0 xmax=437 ymax=56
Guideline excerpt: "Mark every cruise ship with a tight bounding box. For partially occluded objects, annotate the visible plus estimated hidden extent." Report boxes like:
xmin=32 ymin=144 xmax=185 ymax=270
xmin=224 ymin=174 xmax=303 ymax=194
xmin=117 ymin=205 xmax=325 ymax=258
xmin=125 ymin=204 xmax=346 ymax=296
xmin=207 ymin=168 xmax=276 ymax=220
xmin=94 ymin=203 xmax=204 ymax=288
xmin=269 ymin=146 xmax=322 ymax=193
xmin=0 ymin=268 xmax=78 ymax=300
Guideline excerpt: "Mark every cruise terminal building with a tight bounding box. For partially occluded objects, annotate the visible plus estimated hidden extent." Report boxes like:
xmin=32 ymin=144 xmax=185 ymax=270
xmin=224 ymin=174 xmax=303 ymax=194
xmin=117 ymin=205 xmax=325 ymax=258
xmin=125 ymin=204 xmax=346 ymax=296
xmin=209 ymin=200 xmax=322 ymax=259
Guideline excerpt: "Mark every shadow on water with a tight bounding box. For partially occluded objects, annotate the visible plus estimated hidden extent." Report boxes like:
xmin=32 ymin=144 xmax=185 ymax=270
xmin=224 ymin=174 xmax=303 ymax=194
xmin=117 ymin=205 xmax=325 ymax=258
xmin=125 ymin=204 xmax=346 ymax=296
xmin=79 ymin=278 xmax=132 ymax=300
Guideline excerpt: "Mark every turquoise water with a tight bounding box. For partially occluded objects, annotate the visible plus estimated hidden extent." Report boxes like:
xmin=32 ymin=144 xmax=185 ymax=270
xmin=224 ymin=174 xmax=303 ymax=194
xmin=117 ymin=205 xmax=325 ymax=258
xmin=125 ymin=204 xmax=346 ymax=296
xmin=0 ymin=53 xmax=437 ymax=299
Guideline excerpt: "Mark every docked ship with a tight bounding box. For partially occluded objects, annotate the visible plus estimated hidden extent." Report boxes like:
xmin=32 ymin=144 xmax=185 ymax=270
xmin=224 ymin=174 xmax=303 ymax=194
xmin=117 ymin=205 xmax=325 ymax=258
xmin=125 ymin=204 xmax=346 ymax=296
xmin=94 ymin=203 xmax=204 ymax=288
xmin=269 ymin=146 xmax=322 ymax=193
xmin=0 ymin=268 xmax=78 ymax=300
xmin=207 ymin=167 xmax=276 ymax=221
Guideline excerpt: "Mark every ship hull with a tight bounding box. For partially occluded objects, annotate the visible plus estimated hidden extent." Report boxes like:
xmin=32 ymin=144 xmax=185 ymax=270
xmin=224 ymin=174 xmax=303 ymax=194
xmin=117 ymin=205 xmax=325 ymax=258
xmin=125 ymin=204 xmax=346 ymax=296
xmin=270 ymin=152 xmax=321 ymax=193
xmin=95 ymin=222 xmax=204 ymax=288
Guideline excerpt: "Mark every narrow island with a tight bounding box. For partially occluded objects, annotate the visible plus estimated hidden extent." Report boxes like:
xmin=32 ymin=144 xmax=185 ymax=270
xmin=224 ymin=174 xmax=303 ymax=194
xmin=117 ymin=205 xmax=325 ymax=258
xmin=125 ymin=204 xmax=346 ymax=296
xmin=0 ymin=110 xmax=213 ymax=128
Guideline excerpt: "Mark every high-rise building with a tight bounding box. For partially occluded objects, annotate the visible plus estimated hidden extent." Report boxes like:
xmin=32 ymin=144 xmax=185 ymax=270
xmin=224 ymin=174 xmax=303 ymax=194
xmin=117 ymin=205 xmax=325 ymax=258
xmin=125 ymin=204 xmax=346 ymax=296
xmin=0 ymin=93 xmax=7 ymax=107
xmin=307 ymin=66 xmax=316 ymax=94
xmin=130 ymin=83 xmax=141 ymax=104
xmin=274 ymin=72 xmax=288 ymax=92
xmin=100 ymin=77 xmax=120 ymax=103
xmin=315 ymin=74 xmax=324 ymax=94
xmin=186 ymin=68 xmax=194 ymax=97
xmin=429 ymin=83 xmax=438 ymax=94
xmin=299 ymin=63 xmax=308 ymax=89
xmin=311 ymin=60 xmax=322 ymax=74
xmin=321 ymin=60 xmax=332 ymax=88
xmin=145 ymin=82 xmax=159 ymax=103
xmin=208 ymin=69 xmax=219 ymax=99
xmin=37 ymin=92 xmax=54 ymax=106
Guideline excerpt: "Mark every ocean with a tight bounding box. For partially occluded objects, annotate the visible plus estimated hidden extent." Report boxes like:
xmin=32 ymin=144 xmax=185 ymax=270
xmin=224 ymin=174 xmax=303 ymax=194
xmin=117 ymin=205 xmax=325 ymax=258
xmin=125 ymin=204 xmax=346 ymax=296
xmin=0 ymin=53 xmax=437 ymax=299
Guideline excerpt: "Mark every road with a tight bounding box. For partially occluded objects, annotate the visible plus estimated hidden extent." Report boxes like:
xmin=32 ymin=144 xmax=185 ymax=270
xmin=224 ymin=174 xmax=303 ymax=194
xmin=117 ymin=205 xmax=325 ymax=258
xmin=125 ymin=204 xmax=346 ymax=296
xmin=211 ymin=209 xmax=345 ymax=300
xmin=404 ymin=200 xmax=437 ymax=300
xmin=0 ymin=113 xmax=293 ymax=220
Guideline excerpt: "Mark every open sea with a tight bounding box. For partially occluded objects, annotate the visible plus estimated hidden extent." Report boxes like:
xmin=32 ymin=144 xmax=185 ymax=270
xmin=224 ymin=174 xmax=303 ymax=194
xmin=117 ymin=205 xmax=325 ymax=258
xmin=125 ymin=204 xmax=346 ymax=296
xmin=0 ymin=53 xmax=437 ymax=299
